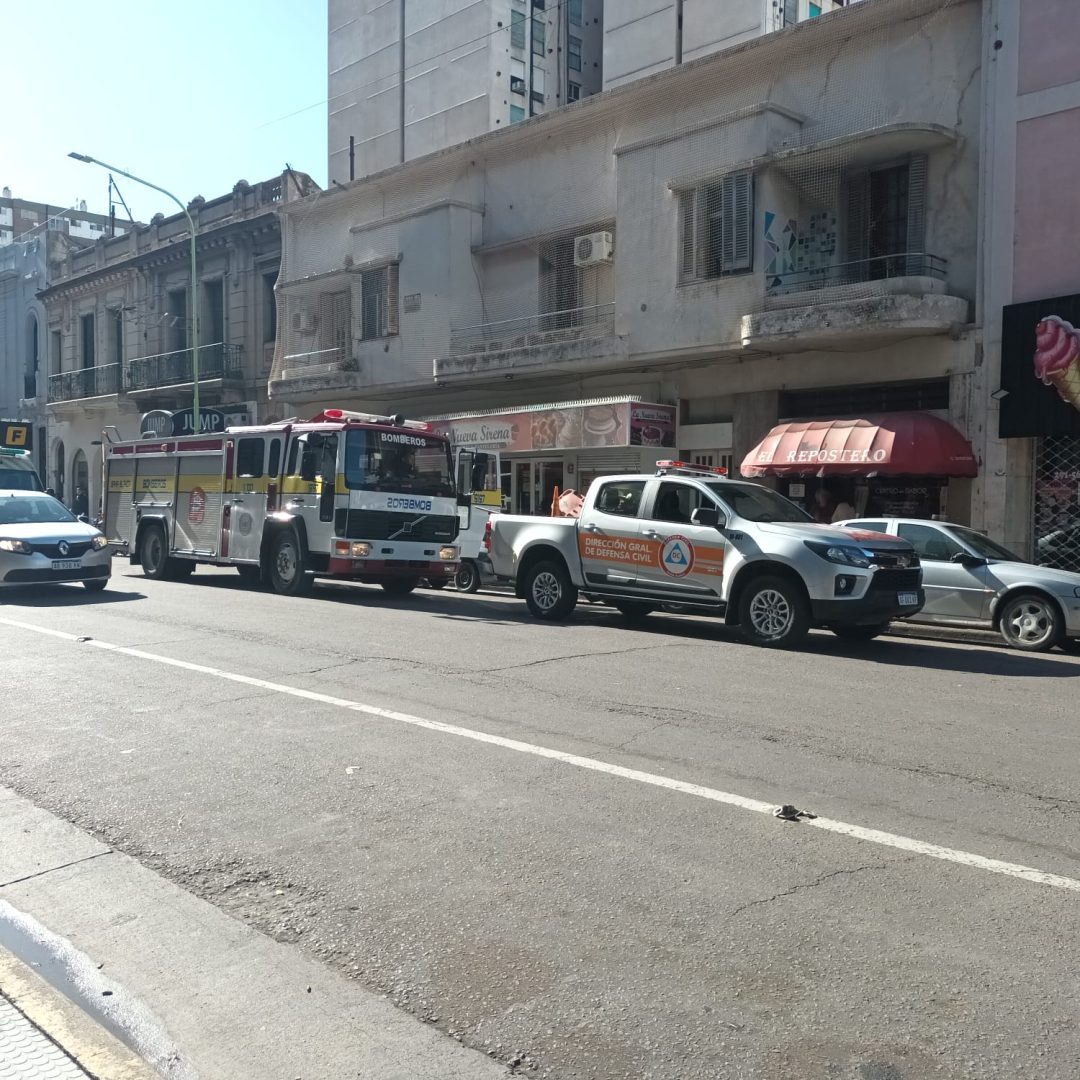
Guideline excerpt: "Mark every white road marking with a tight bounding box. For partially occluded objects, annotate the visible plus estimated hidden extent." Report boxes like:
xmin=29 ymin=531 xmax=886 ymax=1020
xmin=4 ymin=615 xmax=1080 ymax=894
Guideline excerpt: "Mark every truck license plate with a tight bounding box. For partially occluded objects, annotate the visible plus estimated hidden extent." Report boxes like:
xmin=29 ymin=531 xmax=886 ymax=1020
xmin=52 ymin=559 xmax=82 ymax=571
xmin=897 ymin=591 xmax=919 ymax=606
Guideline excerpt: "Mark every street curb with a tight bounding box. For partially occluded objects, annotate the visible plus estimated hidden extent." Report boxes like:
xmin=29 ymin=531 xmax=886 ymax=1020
xmin=0 ymin=946 xmax=161 ymax=1080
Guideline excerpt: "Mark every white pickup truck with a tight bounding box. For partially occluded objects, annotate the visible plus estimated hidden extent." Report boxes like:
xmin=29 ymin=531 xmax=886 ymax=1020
xmin=487 ymin=461 xmax=924 ymax=647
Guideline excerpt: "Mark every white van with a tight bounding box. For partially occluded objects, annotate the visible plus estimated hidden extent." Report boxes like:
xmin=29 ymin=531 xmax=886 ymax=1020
xmin=0 ymin=450 xmax=44 ymax=492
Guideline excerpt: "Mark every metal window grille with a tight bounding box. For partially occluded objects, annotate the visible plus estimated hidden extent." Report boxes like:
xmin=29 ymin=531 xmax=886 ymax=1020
xmin=1033 ymin=436 xmax=1080 ymax=574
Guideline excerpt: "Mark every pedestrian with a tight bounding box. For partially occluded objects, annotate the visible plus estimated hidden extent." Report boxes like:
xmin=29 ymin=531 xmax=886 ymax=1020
xmin=72 ymin=485 xmax=89 ymax=518
xmin=811 ymin=487 xmax=835 ymax=524
xmin=831 ymin=495 xmax=856 ymax=522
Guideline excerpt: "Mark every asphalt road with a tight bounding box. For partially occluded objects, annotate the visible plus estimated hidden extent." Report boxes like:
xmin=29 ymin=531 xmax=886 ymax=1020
xmin=2 ymin=565 xmax=1079 ymax=1079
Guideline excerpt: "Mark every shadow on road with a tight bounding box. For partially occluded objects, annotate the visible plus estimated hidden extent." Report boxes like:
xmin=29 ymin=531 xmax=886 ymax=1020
xmin=0 ymin=584 xmax=145 ymax=607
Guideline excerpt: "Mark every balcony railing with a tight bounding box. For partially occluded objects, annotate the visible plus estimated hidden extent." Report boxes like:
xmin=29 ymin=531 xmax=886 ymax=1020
xmin=767 ymin=253 xmax=948 ymax=296
xmin=124 ymin=342 xmax=243 ymax=392
xmin=48 ymin=363 xmax=120 ymax=403
xmin=449 ymin=303 xmax=616 ymax=356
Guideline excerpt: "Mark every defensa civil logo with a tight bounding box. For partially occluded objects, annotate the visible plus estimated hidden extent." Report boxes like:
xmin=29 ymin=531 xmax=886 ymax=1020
xmin=660 ymin=535 xmax=694 ymax=577
xmin=387 ymin=496 xmax=433 ymax=511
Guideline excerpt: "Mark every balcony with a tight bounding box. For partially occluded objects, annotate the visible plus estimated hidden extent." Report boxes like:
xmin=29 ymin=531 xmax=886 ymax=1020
xmin=48 ymin=363 xmax=120 ymax=403
xmin=744 ymin=252 xmax=969 ymax=353
xmin=124 ymin=343 xmax=244 ymax=395
xmin=436 ymin=303 xmax=627 ymax=381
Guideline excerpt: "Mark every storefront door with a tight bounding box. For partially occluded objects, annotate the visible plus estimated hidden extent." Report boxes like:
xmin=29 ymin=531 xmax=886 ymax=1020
xmin=513 ymin=459 xmax=564 ymax=515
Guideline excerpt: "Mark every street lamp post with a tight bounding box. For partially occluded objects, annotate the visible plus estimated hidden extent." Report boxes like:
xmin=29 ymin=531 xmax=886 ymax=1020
xmin=68 ymin=153 xmax=200 ymax=434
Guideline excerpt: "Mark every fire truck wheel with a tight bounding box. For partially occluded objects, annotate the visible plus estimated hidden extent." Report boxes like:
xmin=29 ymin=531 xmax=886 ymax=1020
xmin=268 ymin=530 xmax=312 ymax=596
xmin=382 ymin=578 xmax=419 ymax=596
xmin=139 ymin=525 xmax=170 ymax=580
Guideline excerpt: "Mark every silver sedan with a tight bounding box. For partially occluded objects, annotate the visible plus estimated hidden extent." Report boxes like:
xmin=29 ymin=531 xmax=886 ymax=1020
xmin=0 ymin=490 xmax=112 ymax=592
xmin=836 ymin=516 xmax=1080 ymax=652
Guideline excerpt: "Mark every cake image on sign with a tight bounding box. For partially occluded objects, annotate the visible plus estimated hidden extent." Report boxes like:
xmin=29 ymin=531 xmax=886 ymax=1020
xmin=583 ymin=406 xmax=620 ymax=446
xmin=660 ymin=535 xmax=694 ymax=577
xmin=1034 ymin=315 xmax=1080 ymax=412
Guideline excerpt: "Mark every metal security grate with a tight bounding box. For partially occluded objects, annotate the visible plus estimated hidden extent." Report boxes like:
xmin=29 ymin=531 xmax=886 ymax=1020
xmin=1033 ymin=436 xmax=1080 ymax=574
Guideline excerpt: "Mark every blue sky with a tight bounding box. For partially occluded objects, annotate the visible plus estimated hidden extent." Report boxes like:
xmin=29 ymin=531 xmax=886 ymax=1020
xmin=3 ymin=0 xmax=327 ymax=224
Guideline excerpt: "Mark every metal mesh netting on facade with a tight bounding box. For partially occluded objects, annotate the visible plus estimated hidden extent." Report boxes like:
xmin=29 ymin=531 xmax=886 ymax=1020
xmin=1033 ymin=436 xmax=1080 ymax=574
xmin=272 ymin=0 xmax=974 ymax=410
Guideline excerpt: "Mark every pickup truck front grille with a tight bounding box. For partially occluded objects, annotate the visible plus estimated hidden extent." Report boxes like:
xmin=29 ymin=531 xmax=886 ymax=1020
xmin=871 ymin=568 xmax=922 ymax=590
xmin=336 ymin=509 xmax=457 ymax=543
xmin=866 ymin=549 xmax=920 ymax=569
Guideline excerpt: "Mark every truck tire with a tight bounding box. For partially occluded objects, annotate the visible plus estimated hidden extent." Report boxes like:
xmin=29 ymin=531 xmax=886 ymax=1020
xmin=738 ymin=575 xmax=810 ymax=648
xmin=832 ymin=623 xmax=889 ymax=641
xmin=523 ymin=559 xmax=577 ymax=620
xmin=382 ymin=578 xmax=419 ymax=596
xmin=614 ymin=601 xmax=654 ymax=622
xmin=139 ymin=525 xmax=170 ymax=580
xmin=268 ymin=529 xmax=312 ymax=597
xmin=455 ymin=559 xmax=481 ymax=594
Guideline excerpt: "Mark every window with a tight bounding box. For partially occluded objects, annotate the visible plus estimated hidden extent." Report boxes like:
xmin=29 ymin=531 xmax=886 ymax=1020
xmin=568 ymin=0 xmax=583 ymax=24
xmin=652 ymin=483 xmax=710 ymax=525
xmin=531 ymin=14 xmax=545 ymax=54
xmin=896 ymin=523 xmax=963 ymax=562
xmin=950 ymin=525 xmax=1021 ymax=562
xmin=50 ymin=330 xmax=62 ymax=375
xmin=679 ymin=170 xmax=754 ymax=283
xmin=511 ymin=9 xmax=526 ymax=48
xmin=286 ymin=436 xmax=301 ymax=476
xmin=809 ymin=2 xmax=822 ymax=14
xmin=235 ymin=438 xmax=264 ymax=479
xmin=845 ymin=521 xmax=889 ymax=534
xmin=594 ymin=480 xmax=646 ymax=517
xmin=510 ymin=104 xmax=526 ymax=123
xmin=343 ymin=430 xmax=453 ymax=497
xmin=568 ymin=34 xmax=582 ymax=70
xmin=106 ymin=309 xmax=123 ymax=367
xmin=532 ymin=66 xmax=545 ymax=105
xmin=510 ymin=58 xmax=526 ymax=95
xmin=204 ymin=279 xmax=225 ymax=344
xmin=358 ymin=264 xmax=399 ymax=341
xmin=262 ymin=271 xmax=278 ymax=343
xmin=267 ymin=438 xmax=282 ymax=478
xmin=80 ymin=313 xmax=95 ymax=369
xmin=702 ymin=482 xmax=810 ymax=523
xmin=567 ymin=81 xmax=581 ymax=102
xmin=846 ymin=155 xmax=927 ymax=278
xmin=166 ymin=288 xmax=188 ymax=351
xmin=318 ymin=289 xmax=352 ymax=356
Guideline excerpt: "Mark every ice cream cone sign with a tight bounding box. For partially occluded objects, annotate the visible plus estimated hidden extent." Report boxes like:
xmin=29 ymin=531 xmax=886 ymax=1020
xmin=1034 ymin=315 xmax=1080 ymax=412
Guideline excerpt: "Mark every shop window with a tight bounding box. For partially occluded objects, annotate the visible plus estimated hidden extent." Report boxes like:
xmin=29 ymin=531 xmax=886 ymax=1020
xmin=594 ymin=480 xmax=645 ymax=517
xmin=896 ymin=523 xmax=963 ymax=562
xmin=679 ymin=170 xmax=754 ymax=283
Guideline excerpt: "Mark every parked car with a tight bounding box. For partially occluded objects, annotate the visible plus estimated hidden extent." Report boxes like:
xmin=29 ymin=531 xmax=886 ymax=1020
xmin=0 ymin=448 xmax=44 ymax=491
xmin=0 ymin=490 xmax=112 ymax=592
xmin=836 ymin=517 xmax=1080 ymax=652
xmin=1036 ymin=522 xmax=1080 ymax=574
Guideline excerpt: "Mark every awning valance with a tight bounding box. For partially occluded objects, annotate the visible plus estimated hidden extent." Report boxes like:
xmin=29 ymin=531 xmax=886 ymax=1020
xmin=740 ymin=412 xmax=978 ymax=478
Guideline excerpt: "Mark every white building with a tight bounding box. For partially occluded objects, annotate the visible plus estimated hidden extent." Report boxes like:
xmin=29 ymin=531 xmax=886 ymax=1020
xmin=279 ymin=0 xmax=985 ymax=525
xmin=328 ymin=0 xmax=605 ymax=184
xmin=603 ymin=0 xmax=852 ymax=91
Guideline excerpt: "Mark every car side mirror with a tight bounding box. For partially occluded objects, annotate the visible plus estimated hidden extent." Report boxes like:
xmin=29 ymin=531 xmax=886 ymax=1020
xmin=950 ymin=551 xmax=985 ymax=567
xmin=691 ymin=506 xmax=724 ymax=530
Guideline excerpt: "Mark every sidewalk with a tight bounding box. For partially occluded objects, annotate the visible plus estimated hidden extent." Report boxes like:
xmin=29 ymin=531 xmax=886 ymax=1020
xmin=0 ymin=944 xmax=157 ymax=1080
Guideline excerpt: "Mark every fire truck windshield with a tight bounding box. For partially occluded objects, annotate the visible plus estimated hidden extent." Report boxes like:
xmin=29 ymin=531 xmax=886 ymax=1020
xmin=344 ymin=429 xmax=454 ymax=497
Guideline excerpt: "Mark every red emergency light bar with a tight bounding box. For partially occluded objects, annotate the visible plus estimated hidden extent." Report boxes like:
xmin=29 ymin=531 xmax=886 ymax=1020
xmin=655 ymin=460 xmax=729 ymax=477
xmin=310 ymin=408 xmax=431 ymax=431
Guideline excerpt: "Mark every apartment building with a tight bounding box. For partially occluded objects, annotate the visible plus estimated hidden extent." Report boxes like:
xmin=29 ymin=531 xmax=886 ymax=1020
xmin=328 ymin=0 xmax=604 ymax=183
xmin=276 ymin=0 xmax=985 ymax=525
xmin=0 ymin=193 xmax=123 ymax=478
xmin=603 ymin=0 xmax=852 ymax=90
xmin=39 ymin=171 xmax=316 ymax=510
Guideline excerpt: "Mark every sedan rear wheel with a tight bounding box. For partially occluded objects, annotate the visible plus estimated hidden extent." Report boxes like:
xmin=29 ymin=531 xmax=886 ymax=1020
xmin=998 ymin=592 xmax=1062 ymax=652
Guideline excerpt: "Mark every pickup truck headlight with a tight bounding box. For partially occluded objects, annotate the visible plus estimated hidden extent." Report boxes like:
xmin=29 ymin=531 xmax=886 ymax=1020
xmin=805 ymin=541 xmax=874 ymax=569
xmin=91 ymin=534 xmax=110 ymax=550
xmin=0 ymin=538 xmax=32 ymax=554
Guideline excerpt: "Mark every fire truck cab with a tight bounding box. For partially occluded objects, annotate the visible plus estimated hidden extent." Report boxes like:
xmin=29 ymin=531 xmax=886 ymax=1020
xmin=104 ymin=409 xmax=470 ymax=596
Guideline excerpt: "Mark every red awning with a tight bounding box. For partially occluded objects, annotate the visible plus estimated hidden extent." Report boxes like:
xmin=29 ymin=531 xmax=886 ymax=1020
xmin=740 ymin=412 xmax=978 ymax=478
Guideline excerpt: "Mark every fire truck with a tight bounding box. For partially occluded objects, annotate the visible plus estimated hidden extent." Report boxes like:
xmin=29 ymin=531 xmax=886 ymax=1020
xmin=102 ymin=409 xmax=472 ymax=596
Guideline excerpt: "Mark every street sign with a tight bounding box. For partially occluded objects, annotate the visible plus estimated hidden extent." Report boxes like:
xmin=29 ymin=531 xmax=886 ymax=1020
xmin=169 ymin=408 xmax=227 ymax=436
xmin=0 ymin=420 xmax=32 ymax=451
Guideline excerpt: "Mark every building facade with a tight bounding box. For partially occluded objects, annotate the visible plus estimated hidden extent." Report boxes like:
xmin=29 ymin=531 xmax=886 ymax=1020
xmin=0 ymin=194 xmax=122 ymax=478
xmin=602 ymin=0 xmax=852 ymax=91
xmin=39 ymin=171 xmax=316 ymax=513
xmin=328 ymin=0 xmax=604 ymax=184
xmin=277 ymin=0 xmax=984 ymax=524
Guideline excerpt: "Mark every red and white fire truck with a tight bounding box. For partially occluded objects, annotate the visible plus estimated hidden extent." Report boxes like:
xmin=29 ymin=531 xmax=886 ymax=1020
xmin=102 ymin=409 xmax=472 ymax=596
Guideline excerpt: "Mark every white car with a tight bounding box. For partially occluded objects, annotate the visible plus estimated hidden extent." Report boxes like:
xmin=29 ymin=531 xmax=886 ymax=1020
xmin=0 ymin=490 xmax=112 ymax=592
xmin=837 ymin=517 xmax=1080 ymax=653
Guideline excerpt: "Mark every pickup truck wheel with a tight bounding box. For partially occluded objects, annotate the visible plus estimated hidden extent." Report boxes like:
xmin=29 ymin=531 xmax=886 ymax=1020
xmin=998 ymin=592 xmax=1062 ymax=652
xmin=382 ymin=578 xmax=419 ymax=596
xmin=524 ymin=560 xmax=577 ymax=620
xmin=738 ymin=576 xmax=810 ymax=648
xmin=614 ymin=601 xmax=654 ymax=622
xmin=268 ymin=530 xmax=312 ymax=597
xmin=455 ymin=559 xmax=481 ymax=594
xmin=139 ymin=525 xmax=169 ymax=580
xmin=832 ymin=623 xmax=889 ymax=641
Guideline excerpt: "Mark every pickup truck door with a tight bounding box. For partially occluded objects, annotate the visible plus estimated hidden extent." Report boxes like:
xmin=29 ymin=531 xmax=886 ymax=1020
xmin=577 ymin=478 xmax=649 ymax=590
xmin=632 ymin=480 xmax=728 ymax=602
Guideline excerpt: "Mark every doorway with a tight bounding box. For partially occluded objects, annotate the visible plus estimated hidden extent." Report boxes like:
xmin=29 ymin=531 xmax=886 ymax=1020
xmin=53 ymin=440 xmax=65 ymax=501
xmin=71 ymin=449 xmax=89 ymax=514
xmin=512 ymin=459 xmax=564 ymax=515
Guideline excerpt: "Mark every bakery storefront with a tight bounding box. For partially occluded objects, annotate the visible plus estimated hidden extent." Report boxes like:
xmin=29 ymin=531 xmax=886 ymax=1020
xmin=740 ymin=411 xmax=978 ymax=521
xmin=1000 ymin=294 xmax=1080 ymax=572
xmin=427 ymin=396 xmax=676 ymax=514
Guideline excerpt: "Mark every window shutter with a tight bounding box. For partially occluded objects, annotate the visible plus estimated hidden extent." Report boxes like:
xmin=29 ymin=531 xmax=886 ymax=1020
xmin=384 ymin=263 xmax=400 ymax=336
xmin=730 ymin=171 xmax=753 ymax=271
xmin=846 ymin=171 xmax=870 ymax=266
xmin=678 ymin=190 xmax=696 ymax=283
xmin=905 ymin=153 xmax=928 ymax=274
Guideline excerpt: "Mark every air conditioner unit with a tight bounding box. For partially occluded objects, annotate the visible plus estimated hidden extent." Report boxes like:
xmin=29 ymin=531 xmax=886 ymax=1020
xmin=291 ymin=311 xmax=317 ymax=333
xmin=574 ymin=231 xmax=614 ymax=268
